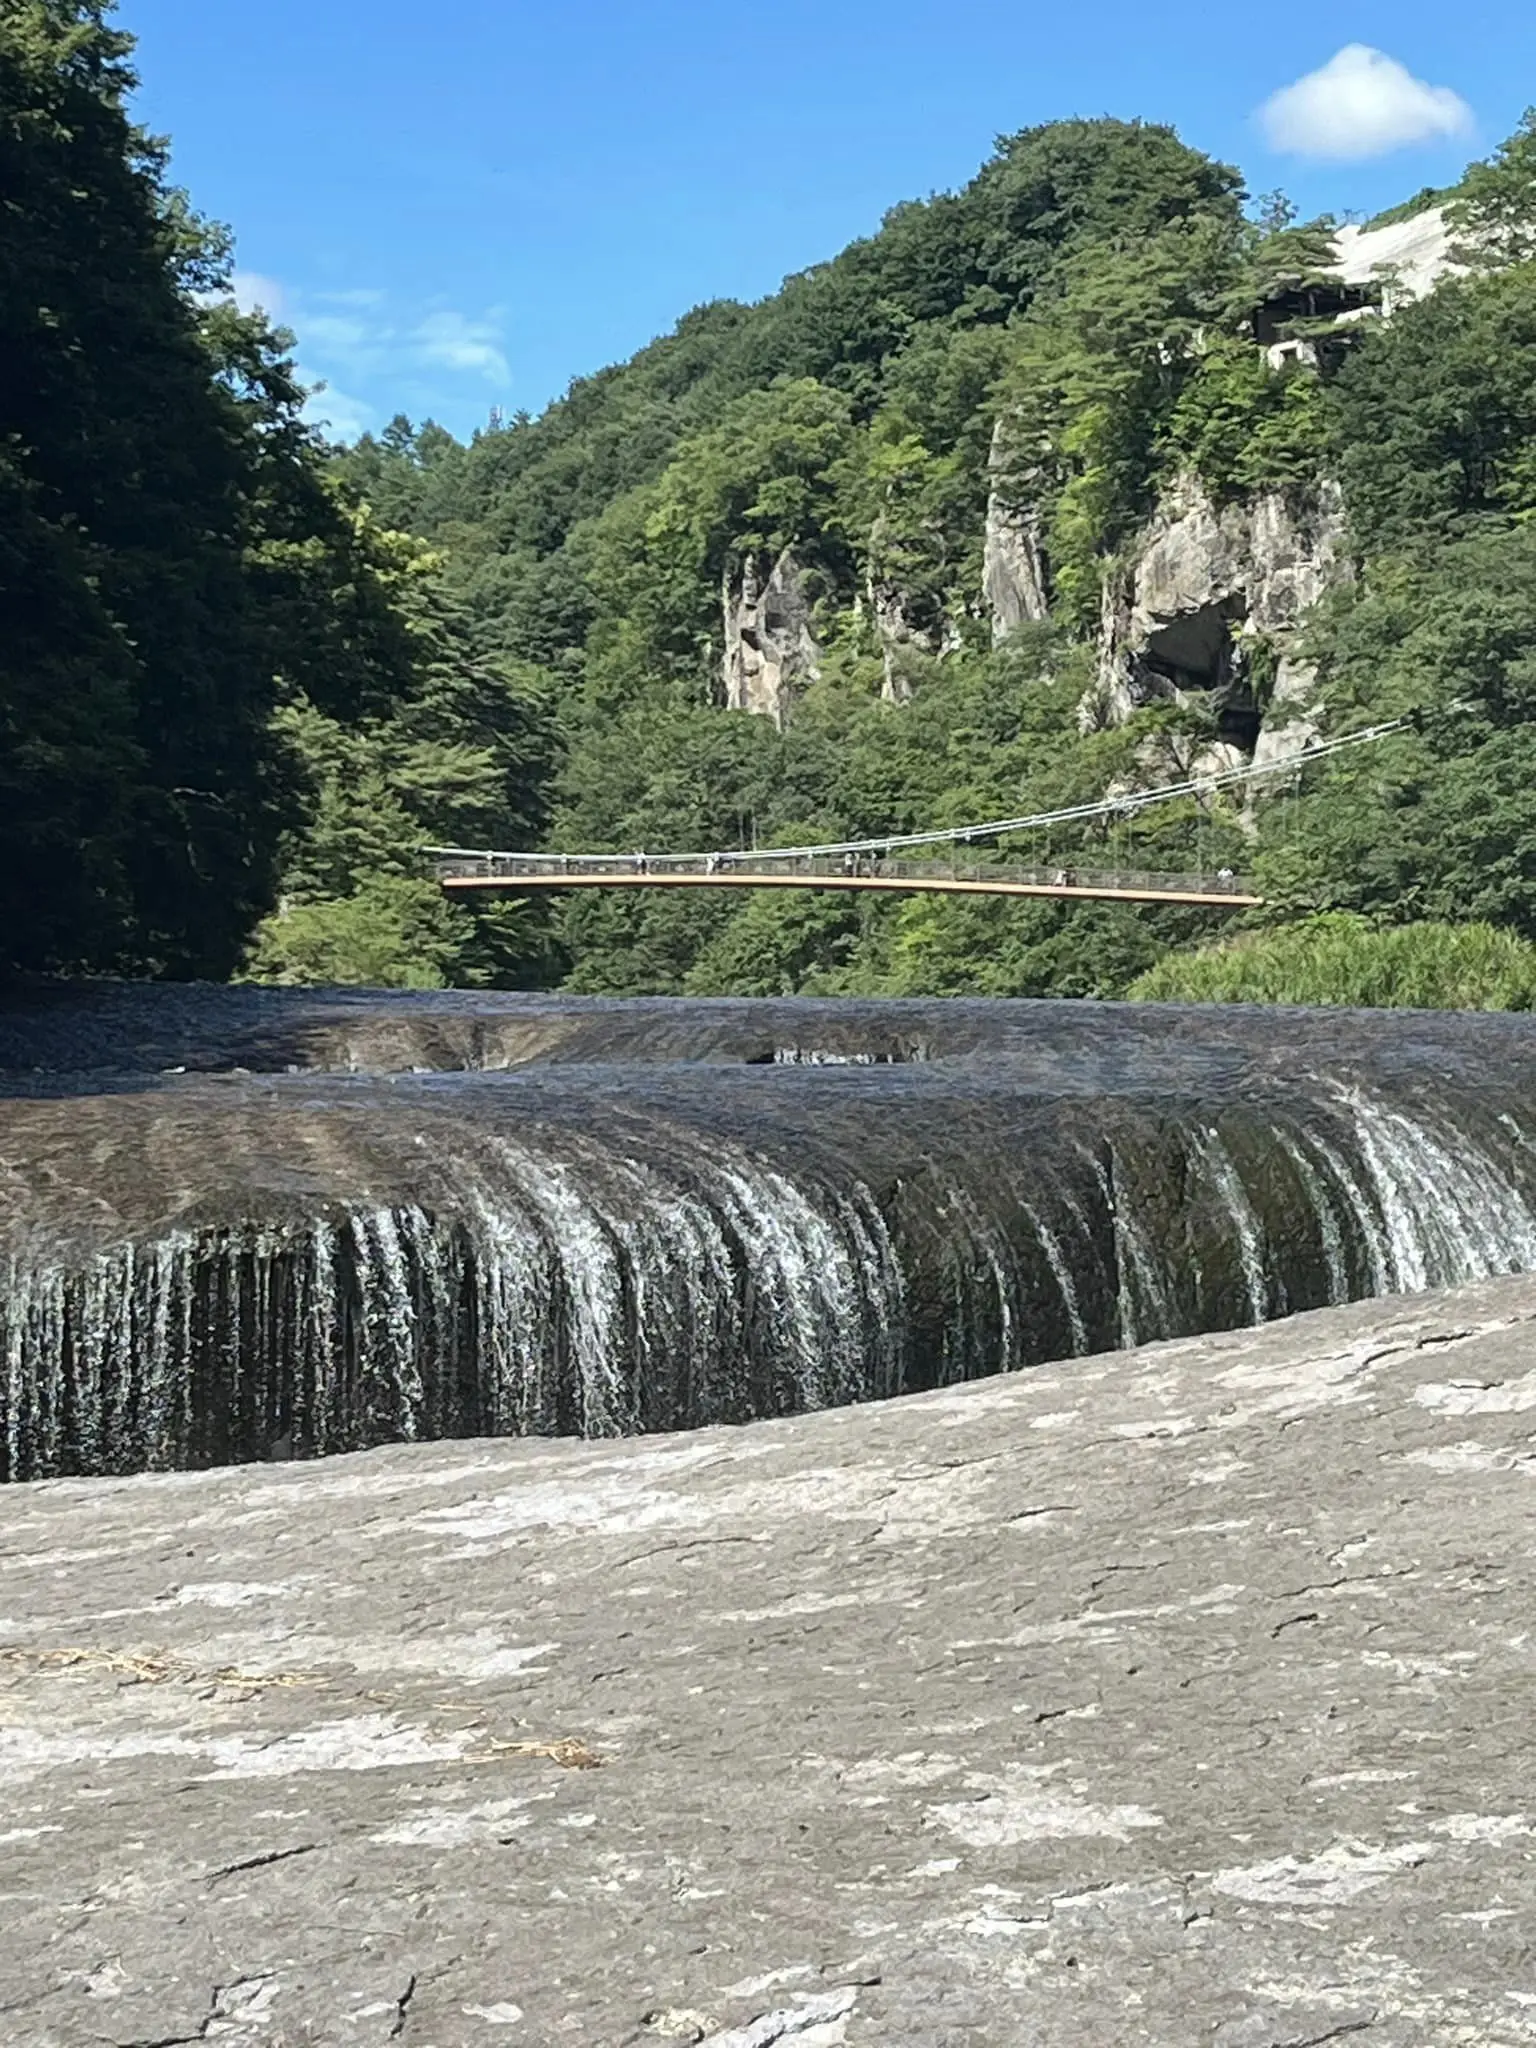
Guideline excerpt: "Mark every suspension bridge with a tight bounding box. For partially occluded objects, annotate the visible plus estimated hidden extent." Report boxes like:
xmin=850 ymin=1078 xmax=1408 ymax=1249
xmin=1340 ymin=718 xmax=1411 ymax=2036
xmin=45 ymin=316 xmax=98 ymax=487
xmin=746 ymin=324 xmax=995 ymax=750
xmin=436 ymin=854 xmax=1261 ymax=907
xmin=431 ymin=718 xmax=1412 ymax=910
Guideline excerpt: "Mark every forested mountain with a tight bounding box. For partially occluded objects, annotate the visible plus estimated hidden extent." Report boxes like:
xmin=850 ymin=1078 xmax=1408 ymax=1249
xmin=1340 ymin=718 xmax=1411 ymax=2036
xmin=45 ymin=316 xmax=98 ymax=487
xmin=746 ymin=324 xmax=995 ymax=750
xmin=329 ymin=109 xmax=1536 ymax=1004
xmin=323 ymin=120 xmax=1307 ymax=996
xmin=8 ymin=0 xmax=1536 ymax=1003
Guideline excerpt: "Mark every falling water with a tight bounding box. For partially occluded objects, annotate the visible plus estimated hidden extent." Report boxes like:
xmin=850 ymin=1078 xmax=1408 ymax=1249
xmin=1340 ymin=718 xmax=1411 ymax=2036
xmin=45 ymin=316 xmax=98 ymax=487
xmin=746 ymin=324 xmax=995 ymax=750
xmin=1274 ymin=1130 xmax=1350 ymax=1305
xmin=1190 ymin=1130 xmax=1272 ymax=1326
xmin=1337 ymin=1086 xmax=1536 ymax=1291
xmin=1078 ymin=1146 xmax=1171 ymax=1351
xmin=6 ymin=990 xmax=1536 ymax=1479
xmin=1021 ymin=1201 xmax=1090 ymax=1356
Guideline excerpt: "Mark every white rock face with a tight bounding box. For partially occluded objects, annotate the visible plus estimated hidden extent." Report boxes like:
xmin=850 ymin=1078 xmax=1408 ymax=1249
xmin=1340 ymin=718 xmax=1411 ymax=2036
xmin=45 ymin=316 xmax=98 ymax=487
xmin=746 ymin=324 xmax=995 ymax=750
xmin=1093 ymin=473 xmax=1348 ymax=730
xmin=865 ymin=565 xmax=943 ymax=705
xmin=1250 ymin=710 xmax=1323 ymax=775
xmin=722 ymin=548 xmax=822 ymax=725
xmin=984 ymin=499 xmax=1050 ymax=643
xmin=983 ymin=419 xmax=1051 ymax=643
xmin=1332 ymin=206 xmax=1462 ymax=315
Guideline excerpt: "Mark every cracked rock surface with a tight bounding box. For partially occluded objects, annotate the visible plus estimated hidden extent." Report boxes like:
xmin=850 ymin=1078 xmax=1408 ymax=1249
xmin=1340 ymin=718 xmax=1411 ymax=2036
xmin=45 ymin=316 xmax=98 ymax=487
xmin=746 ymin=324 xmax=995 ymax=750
xmin=3 ymin=1276 xmax=1536 ymax=2045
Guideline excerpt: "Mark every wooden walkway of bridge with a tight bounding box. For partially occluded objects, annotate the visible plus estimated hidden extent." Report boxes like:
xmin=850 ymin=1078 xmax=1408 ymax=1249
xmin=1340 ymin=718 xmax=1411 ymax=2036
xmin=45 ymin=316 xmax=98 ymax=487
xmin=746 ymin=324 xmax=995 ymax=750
xmin=434 ymin=851 xmax=1262 ymax=909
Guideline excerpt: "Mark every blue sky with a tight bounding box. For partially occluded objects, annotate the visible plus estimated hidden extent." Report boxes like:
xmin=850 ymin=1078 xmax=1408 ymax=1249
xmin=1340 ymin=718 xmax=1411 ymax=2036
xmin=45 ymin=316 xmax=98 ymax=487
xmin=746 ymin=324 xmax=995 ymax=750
xmin=123 ymin=0 xmax=1535 ymax=444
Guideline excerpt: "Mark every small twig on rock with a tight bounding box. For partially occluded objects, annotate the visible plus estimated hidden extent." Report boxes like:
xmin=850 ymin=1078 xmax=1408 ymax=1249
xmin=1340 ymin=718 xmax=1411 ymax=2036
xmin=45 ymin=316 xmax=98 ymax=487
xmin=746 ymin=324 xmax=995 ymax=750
xmin=0 ymin=1644 xmax=321 ymax=1691
xmin=206 ymin=1843 xmax=318 ymax=1885
xmin=479 ymin=1735 xmax=604 ymax=1770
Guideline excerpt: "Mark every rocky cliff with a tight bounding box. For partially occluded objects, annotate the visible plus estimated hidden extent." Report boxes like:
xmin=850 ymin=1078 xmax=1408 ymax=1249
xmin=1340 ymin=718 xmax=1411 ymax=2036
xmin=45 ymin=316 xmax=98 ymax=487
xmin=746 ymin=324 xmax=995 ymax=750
xmin=720 ymin=206 xmax=1450 ymax=759
xmin=721 ymin=548 xmax=822 ymax=725
xmin=961 ymin=213 xmax=1454 ymax=728
xmin=1087 ymin=473 xmax=1349 ymax=767
xmin=864 ymin=554 xmax=947 ymax=706
xmin=982 ymin=419 xmax=1052 ymax=644
xmin=1333 ymin=204 xmax=1461 ymax=315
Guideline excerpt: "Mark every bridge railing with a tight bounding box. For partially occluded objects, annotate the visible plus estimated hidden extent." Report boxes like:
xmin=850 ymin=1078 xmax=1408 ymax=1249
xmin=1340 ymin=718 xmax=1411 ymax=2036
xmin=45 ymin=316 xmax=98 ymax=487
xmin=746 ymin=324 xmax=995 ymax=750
xmin=428 ymin=848 xmax=1254 ymax=897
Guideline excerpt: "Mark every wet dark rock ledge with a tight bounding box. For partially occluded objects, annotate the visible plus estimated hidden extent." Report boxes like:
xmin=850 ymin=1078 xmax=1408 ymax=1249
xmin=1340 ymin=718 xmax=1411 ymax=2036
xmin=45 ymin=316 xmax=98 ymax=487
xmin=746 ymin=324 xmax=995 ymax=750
xmin=2 ymin=1273 xmax=1534 ymax=2045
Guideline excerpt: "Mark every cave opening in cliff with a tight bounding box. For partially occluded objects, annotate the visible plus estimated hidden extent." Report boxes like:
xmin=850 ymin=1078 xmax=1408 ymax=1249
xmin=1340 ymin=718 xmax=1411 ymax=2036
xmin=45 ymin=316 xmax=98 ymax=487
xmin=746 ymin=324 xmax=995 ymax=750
xmin=1140 ymin=598 xmax=1260 ymax=750
xmin=1216 ymin=699 xmax=1263 ymax=750
xmin=1142 ymin=599 xmax=1240 ymax=692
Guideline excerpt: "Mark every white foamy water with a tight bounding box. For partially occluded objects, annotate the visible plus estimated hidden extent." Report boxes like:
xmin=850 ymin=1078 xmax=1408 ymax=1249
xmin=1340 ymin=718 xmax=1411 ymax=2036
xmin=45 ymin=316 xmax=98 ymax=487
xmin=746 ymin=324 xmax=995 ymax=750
xmin=6 ymin=1060 xmax=1536 ymax=1478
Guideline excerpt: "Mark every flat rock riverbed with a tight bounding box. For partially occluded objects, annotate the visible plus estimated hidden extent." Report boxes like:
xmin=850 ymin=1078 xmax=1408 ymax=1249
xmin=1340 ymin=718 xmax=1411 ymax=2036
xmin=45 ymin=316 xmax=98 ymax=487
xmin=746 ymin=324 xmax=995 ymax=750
xmin=3 ymin=1274 xmax=1535 ymax=2046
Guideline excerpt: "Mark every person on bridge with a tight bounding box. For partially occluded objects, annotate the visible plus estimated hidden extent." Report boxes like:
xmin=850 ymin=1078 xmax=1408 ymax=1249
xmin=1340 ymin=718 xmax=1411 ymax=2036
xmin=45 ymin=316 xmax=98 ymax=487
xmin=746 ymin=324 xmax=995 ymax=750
xmin=634 ymin=851 xmax=648 ymax=874
xmin=842 ymin=851 xmax=856 ymax=879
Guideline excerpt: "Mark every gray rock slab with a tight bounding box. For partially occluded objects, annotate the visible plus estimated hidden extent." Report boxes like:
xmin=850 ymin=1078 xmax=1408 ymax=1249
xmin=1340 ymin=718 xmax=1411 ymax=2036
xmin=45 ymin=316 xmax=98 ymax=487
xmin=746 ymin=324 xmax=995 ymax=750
xmin=3 ymin=1278 xmax=1536 ymax=2046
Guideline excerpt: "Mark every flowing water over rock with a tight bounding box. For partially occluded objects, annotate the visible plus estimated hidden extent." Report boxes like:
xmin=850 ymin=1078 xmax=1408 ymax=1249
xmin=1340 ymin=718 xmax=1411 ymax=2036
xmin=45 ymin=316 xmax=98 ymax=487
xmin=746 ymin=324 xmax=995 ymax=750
xmin=4 ymin=985 xmax=1536 ymax=1480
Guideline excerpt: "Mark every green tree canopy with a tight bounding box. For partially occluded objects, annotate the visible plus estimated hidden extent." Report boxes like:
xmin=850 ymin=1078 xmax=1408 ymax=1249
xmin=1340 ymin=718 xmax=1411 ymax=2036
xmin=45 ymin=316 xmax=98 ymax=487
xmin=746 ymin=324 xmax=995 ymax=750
xmin=2 ymin=1 xmax=552 ymax=988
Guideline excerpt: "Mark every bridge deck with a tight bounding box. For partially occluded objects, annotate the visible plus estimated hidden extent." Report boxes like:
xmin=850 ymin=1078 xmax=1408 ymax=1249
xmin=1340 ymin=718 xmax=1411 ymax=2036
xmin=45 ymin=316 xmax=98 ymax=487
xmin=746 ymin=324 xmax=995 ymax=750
xmin=436 ymin=855 xmax=1261 ymax=909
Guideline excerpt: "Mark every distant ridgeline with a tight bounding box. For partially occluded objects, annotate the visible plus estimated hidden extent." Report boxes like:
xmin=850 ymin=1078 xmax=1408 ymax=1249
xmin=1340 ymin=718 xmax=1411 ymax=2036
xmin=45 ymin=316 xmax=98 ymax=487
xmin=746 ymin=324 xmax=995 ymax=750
xmin=325 ymin=111 xmax=1536 ymax=1004
xmin=6 ymin=6 xmax=1536 ymax=999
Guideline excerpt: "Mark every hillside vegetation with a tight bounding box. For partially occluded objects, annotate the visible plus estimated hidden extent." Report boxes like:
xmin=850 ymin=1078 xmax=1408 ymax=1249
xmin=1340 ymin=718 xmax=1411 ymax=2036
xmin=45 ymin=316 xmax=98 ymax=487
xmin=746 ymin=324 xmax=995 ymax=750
xmin=1128 ymin=915 xmax=1536 ymax=1011
xmin=1 ymin=0 xmax=551 ymax=987
xmin=8 ymin=2 xmax=1536 ymax=1006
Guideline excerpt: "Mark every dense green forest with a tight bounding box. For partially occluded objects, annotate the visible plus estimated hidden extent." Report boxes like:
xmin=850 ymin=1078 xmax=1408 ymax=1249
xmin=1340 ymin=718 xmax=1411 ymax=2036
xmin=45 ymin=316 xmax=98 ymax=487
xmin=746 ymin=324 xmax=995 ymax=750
xmin=8 ymin=0 xmax=1536 ymax=1006
xmin=1 ymin=0 xmax=552 ymax=988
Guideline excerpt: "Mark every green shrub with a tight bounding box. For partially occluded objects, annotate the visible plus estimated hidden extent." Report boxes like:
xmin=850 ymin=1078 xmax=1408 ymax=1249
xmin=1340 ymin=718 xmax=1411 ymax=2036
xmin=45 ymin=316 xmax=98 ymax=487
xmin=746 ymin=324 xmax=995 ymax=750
xmin=241 ymin=877 xmax=459 ymax=989
xmin=1128 ymin=913 xmax=1536 ymax=1010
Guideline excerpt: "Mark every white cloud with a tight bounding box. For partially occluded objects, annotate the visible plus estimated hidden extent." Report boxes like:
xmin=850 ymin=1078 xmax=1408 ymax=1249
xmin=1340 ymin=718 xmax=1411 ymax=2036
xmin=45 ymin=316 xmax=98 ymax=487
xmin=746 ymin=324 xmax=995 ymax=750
xmin=1258 ymin=45 xmax=1473 ymax=161
xmin=229 ymin=269 xmax=288 ymax=320
xmin=413 ymin=309 xmax=509 ymax=381
xmin=301 ymin=311 xmax=375 ymax=357
xmin=299 ymin=376 xmax=374 ymax=445
xmin=199 ymin=268 xmax=509 ymax=441
xmin=264 ymin=293 xmax=509 ymax=392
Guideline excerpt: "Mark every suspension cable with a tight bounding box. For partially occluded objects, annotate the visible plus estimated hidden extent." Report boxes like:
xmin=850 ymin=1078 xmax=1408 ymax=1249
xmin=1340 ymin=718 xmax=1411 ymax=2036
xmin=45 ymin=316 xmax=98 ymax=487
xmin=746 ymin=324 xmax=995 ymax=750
xmin=429 ymin=715 xmax=1416 ymax=869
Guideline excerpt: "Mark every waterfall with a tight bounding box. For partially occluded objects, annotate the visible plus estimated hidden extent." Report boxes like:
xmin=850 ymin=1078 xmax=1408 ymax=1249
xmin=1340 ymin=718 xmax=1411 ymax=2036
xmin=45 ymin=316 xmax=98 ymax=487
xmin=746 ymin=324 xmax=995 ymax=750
xmin=1020 ymin=1200 xmax=1089 ymax=1356
xmin=1337 ymin=1086 xmax=1536 ymax=1291
xmin=1 ymin=1125 xmax=914 ymax=1477
xmin=1190 ymin=1130 xmax=1272 ymax=1326
xmin=6 ymin=994 xmax=1536 ymax=1480
xmin=1077 ymin=1146 xmax=1170 ymax=1350
xmin=1273 ymin=1131 xmax=1350 ymax=1305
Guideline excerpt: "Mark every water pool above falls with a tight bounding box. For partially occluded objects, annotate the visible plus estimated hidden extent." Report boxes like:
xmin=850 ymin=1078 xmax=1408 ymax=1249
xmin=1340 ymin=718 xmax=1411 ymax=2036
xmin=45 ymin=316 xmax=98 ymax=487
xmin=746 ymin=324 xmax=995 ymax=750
xmin=4 ymin=987 xmax=1536 ymax=1480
